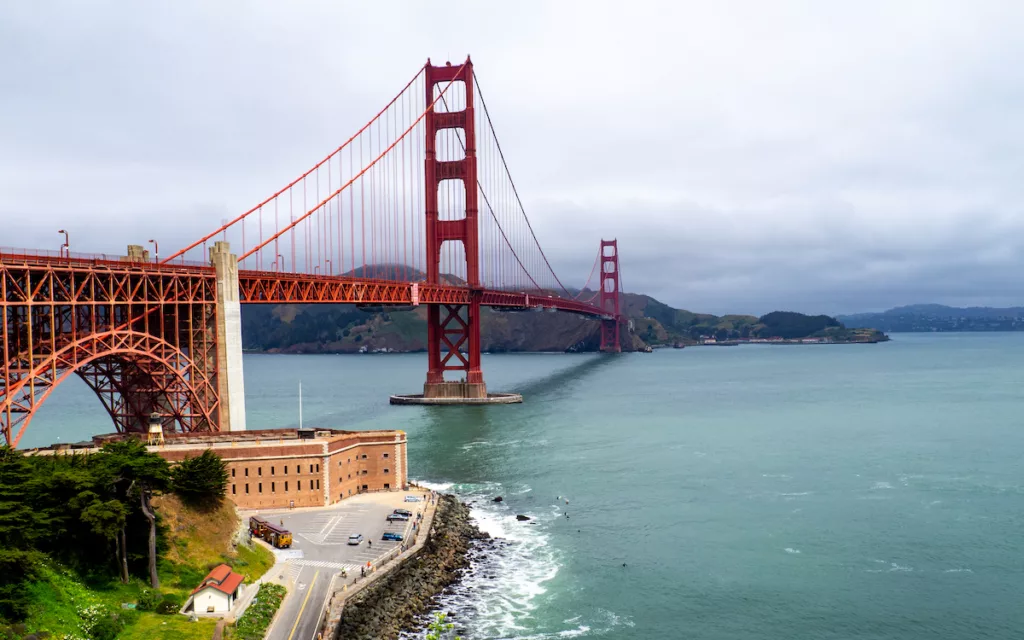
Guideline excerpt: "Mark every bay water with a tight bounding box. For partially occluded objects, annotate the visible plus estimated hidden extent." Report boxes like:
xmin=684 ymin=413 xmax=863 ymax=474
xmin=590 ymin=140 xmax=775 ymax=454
xmin=23 ymin=333 xmax=1024 ymax=639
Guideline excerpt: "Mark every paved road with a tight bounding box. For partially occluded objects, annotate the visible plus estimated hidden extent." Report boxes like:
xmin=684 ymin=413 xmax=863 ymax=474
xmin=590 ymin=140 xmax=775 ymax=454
xmin=261 ymin=493 xmax=428 ymax=640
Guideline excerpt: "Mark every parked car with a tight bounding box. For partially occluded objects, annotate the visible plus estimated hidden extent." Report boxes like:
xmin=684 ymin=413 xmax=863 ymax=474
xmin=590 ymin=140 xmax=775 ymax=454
xmin=393 ymin=508 xmax=413 ymax=517
xmin=347 ymin=533 xmax=364 ymax=545
xmin=404 ymin=495 xmax=422 ymax=502
xmin=386 ymin=513 xmax=409 ymax=522
xmin=382 ymin=532 xmax=404 ymax=541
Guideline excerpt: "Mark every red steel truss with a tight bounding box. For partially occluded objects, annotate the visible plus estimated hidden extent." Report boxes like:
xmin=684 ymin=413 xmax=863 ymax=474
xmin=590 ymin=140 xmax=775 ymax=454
xmin=1 ymin=255 xmax=220 ymax=447
xmin=1 ymin=252 xmax=612 ymax=446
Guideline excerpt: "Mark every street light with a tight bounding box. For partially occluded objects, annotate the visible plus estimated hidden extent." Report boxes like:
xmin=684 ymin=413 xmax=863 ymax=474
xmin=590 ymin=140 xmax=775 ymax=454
xmin=57 ymin=229 xmax=69 ymax=258
xmin=325 ymin=259 xmax=332 ymax=276
xmin=314 ymin=265 xmax=320 ymax=275
xmin=148 ymin=239 xmax=158 ymax=262
xmin=276 ymin=254 xmax=285 ymax=272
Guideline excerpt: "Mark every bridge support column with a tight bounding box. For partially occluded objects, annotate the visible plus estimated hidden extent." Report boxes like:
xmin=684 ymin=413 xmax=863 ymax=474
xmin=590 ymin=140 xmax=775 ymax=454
xmin=423 ymin=296 xmax=486 ymax=399
xmin=210 ymin=241 xmax=247 ymax=431
xmin=600 ymin=239 xmax=623 ymax=353
xmin=391 ymin=57 xmax=519 ymax=405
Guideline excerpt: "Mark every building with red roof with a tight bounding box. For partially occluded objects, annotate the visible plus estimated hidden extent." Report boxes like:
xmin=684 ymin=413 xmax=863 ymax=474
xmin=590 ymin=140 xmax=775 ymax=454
xmin=190 ymin=563 xmax=246 ymax=614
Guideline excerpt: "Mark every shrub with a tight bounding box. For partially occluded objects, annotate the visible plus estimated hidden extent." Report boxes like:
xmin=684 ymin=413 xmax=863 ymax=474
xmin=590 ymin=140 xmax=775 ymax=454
xmin=234 ymin=583 xmax=287 ymax=640
xmin=136 ymin=588 xmax=163 ymax=611
xmin=0 ymin=624 xmax=50 ymax=640
xmin=171 ymin=450 xmax=229 ymax=503
xmin=89 ymin=616 xmax=122 ymax=640
xmin=156 ymin=593 xmax=183 ymax=615
xmin=0 ymin=550 xmax=40 ymax=621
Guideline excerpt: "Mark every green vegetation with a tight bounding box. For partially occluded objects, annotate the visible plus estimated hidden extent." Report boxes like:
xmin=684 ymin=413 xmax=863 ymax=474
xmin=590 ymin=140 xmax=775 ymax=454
xmin=758 ymin=311 xmax=839 ymax=339
xmin=627 ymin=296 xmax=887 ymax=345
xmin=240 ymin=291 xmax=888 ymax=353
xmin=426 ymin=612 xmax=462 ymax=640
xmin=0 ymin=441 xmax=273 ymax=638
xmin=170 ymin=450 xmax=229 ymax=505
xmin=116 ymin=613 xmax=215 ymax=640
xmin=233 ymin=583 xmax=286 ymax=640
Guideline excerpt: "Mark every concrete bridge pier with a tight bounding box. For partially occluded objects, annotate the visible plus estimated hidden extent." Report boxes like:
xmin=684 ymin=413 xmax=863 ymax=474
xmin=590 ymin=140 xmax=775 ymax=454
xmin=210 ymin=241 xmax=247 ymax=431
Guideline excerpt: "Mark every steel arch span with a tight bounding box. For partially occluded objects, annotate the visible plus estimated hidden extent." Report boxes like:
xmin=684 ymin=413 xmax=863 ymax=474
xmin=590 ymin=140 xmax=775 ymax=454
xmin=1 ymin=257 xmax=223 ymax=447
xmin=1 ymin=329 xmax=219 ymax=447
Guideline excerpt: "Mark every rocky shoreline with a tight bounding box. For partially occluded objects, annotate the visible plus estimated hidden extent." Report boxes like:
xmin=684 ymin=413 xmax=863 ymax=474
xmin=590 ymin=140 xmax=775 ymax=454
xmin=333 ymin=494 xmax=490 ymax=640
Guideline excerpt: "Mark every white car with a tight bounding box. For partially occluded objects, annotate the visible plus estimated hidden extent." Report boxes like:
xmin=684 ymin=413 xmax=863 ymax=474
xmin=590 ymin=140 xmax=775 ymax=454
xmin=404 ymin=495 xmax=422 ymax=502
xmin=347 ymin=534 xmax=364 ymax=545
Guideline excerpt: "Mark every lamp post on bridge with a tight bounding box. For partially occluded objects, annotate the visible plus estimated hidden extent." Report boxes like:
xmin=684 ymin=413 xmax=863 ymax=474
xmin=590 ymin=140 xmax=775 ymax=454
xmin=57 ymin=229 xmax=69 ymax=258
xmin=148 ymin=239 xmax=158 ymax=262
xmin=313 ymin=266 xmax=320 ymax=275
xmin=277 ymin=254 xmax=284 ymax=272
xmin=325 ymin=259 xmax=332 ymax=276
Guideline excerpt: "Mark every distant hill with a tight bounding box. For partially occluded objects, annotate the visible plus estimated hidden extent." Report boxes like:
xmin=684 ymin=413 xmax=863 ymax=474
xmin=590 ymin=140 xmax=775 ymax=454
xmin=241 ymin=285 xmax=887 ymax=353
xmin=838 ymin=304 xmax=1024 ymax=332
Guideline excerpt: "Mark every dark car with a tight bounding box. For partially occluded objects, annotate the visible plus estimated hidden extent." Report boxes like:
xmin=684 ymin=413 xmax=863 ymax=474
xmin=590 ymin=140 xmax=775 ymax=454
xmin=393 ymin=508 xmax=413 ymax=517
xmin=382 ymin=532 xmax=404 ymax=541
xmin=386 ymin=513 xmax=409 ymax=522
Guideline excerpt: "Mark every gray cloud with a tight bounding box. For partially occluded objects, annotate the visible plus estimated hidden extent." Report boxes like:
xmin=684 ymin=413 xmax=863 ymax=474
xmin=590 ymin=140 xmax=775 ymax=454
xmin=4 ymin=1 xmax=1024 ymax=315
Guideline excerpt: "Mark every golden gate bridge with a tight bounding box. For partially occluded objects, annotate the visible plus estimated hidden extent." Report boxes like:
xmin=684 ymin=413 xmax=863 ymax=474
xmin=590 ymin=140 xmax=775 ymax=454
xmin=0 ymin=57 xmax=625 ymax=448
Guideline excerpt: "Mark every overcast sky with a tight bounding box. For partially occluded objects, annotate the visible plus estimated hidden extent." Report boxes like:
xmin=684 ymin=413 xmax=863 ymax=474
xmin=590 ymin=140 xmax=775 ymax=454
xmin=4 ymin=1 xmax=1024 ymax=315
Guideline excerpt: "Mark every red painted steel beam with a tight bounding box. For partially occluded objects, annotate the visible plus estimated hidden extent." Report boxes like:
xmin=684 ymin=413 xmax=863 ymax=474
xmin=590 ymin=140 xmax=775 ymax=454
xmin=236 ymin=271 xmax=609 ymax=318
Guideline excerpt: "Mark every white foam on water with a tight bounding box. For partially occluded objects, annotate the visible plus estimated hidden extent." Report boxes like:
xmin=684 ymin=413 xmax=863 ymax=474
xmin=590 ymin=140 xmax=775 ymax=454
xmin=415 ymin=480 xmax=454 ymax=492
xmin=401 ymin=481 xmax=629 ymax=639
xmin=871 ymin=481 xmax=894 ymax=490
xmin=778 ymin=491 xmax=812 ymax=497
xmin=944 ymin=568 xmax=974 ymax=573
xmin=784 ymin=547 xmax=801 ymax=554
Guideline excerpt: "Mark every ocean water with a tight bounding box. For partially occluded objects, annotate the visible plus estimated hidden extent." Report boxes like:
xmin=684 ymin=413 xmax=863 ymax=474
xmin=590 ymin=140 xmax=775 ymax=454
xmin=23 ymin=333 xmax=1024 ymax=639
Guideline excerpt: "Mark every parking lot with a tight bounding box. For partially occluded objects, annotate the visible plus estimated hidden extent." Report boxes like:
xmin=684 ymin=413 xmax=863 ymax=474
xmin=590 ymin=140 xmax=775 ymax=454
xmin=252 ymin=490 xmax=431 ymax=640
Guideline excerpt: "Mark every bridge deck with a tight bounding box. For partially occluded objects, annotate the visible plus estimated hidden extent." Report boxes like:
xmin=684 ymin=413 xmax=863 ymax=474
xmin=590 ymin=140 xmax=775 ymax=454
xmin=0 ymin=252 xmax=608 ymax=318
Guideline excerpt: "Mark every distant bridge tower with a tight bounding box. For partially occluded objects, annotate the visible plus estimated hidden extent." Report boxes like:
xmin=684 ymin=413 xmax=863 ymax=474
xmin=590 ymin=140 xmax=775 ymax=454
xmin=599 ymin=239 xmax=622 ymax=352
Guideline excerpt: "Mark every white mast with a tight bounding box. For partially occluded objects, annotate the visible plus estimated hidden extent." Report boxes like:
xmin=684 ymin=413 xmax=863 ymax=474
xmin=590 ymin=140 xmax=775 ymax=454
xmin=298 ymin=380 xmax=303 ymax=430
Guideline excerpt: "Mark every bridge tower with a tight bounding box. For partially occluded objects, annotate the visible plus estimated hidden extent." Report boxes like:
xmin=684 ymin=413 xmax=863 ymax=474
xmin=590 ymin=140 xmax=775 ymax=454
xmin=422 ymin=58 xmax=487 ymax=400
xmin=599 ymin=239 xmax=622 ymax=352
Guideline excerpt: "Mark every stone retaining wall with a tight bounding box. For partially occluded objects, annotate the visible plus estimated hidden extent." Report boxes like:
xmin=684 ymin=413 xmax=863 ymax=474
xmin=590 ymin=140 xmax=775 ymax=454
xmin=330 ymin=494 xmax=487 ymax=640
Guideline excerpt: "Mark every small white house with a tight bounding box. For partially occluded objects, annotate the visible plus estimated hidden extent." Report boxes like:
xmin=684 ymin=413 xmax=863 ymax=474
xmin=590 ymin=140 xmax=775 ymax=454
xmin=190 ymin=564 xmax=245 ymax=614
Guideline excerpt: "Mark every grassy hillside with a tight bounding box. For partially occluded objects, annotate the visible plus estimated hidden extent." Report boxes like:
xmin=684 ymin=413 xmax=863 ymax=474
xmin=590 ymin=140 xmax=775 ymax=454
xmin=242 ymin=303 xmax=601 ymax=353
xmin=240 ymin=292 xmax=888 ymax=353
xmin=19 ymin=494 xmax=273 ymax=639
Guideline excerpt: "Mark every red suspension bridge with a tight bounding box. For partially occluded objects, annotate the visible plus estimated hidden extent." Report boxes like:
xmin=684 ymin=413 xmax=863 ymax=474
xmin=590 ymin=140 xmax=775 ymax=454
xmin=0 ymin=57 xmax=625 ymax=447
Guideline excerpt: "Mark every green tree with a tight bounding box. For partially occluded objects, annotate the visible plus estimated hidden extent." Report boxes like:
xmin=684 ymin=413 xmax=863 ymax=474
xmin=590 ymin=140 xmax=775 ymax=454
xmin=80 ymin=497 xmax=128 ymax=574
xmin=170 ymin=449 xmax=229 ymax=504
xmin=94 ymin=439 xmax=170 ymax=588
xmin=0 ymin=448 xmax=43 ymax=549
xmin=0 ymin=549 xmax=40 ymax=620
xmin=426 ymin=612 xmax=462 ymax=640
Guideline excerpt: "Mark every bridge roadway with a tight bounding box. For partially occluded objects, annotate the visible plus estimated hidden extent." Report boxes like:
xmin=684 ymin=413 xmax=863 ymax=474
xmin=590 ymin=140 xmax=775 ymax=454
xmin=253 ymin=490 xmax=431 ymax=640
xmin=0 ymin=250 xmax=610 ymax=318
